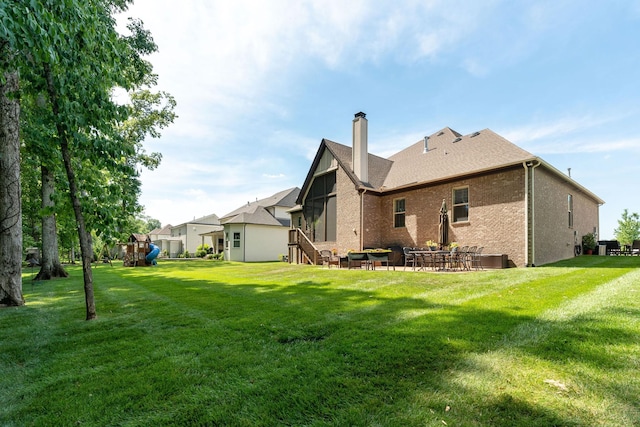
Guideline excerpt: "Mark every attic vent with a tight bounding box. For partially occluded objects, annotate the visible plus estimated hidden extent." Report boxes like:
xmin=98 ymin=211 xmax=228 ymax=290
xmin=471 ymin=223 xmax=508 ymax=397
xmin=437 ymin=131 xmax=444 ymax=136
xmin=470 ymin=131 xmax=480 ymax=138
xmin=452 ymin=137 xmax=462 ymax=143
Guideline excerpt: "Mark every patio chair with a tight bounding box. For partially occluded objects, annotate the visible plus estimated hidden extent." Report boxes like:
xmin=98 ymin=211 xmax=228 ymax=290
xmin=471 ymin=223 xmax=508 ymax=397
xmin=420 ymin=248 xmax=435 ymax=270
xmin=320 ymin=250 xmax=339 ymax=268
xmin=472 ymin=246 xmax=484 ymax=270
xmin=403 ymin=247 xmax=417 ymax=271
xmin=465 ymin=246 xmax=477 ymax=271
xmin=446 ymin=246 xmax=460 ymax=270
xmin=632 ymin=240 xmax=640 ymax=256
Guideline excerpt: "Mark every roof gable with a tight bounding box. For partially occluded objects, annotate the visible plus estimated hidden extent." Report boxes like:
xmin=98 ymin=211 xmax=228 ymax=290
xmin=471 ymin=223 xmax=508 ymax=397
xmin=222 ymin=204 xmax=284 ymax=226
xmin=296 ymin=139 xmax=393 ymax=204
xmin=221 ymin=187 xmax=300 ymax=224
xmin=221 ymin=187 xmax=299 ymax=220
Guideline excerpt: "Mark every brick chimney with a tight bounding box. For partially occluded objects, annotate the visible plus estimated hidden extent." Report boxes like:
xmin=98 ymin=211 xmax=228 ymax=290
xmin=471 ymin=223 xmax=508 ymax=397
xmin=352 ymin=112 xmax=368 ymax=182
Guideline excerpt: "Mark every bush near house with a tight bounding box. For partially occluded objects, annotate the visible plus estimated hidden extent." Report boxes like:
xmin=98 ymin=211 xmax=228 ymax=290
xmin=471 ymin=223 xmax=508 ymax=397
xmin=582 ymin=232 xmax=597 ymax=253
xmin=195 ymin=244 xmax=214 ymax=258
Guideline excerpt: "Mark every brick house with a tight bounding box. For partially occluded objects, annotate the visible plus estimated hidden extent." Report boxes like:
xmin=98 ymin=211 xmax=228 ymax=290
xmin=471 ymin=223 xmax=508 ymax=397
xmin=290 ymin=112 xmax=604 ymax=267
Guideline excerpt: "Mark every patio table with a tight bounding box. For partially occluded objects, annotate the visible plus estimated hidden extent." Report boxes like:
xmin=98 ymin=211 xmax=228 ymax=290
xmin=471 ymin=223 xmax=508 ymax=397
xmin=347 ymin=251 xmax=393 ymax=270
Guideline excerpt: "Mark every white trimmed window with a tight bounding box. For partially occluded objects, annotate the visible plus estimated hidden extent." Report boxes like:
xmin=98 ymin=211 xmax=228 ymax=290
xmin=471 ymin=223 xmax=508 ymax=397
xmin=568 ymin=194 xmax=574 ymax=228
xmin=453 ymin=187 xmax=469 ymax=223
xmin=233 ymin=232 xmax=241 ymax=248
xmin=394 ymin=198 xmax=406 ymax=228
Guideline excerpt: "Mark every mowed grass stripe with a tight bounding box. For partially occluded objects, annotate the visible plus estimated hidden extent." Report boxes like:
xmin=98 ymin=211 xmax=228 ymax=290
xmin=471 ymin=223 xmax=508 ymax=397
xmin=2 ymin=257 xmax=639 ymax=426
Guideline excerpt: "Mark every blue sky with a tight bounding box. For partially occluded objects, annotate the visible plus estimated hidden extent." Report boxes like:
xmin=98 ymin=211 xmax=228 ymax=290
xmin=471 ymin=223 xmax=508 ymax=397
xmin=118 ymin=0 xmax=640 ymax=239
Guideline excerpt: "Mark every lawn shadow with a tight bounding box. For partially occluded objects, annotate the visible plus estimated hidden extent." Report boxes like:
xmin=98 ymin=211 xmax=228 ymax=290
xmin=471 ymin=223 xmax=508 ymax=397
xmin=12 ymin=261 xmax=636 ymax=426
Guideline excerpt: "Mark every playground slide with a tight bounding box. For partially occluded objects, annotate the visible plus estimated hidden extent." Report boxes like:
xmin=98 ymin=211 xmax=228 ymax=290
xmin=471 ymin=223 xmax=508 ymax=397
xmin=146 ymin=244 xmax=160 ymax=265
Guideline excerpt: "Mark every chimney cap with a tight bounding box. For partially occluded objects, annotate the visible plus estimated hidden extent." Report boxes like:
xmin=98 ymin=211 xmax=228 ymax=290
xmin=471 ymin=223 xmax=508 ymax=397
xmin=354 ymin=111 xmax=366 ymax=119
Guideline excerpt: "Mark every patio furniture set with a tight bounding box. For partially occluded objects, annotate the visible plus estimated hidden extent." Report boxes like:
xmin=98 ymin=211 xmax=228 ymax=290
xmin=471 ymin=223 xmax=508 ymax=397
xmin=319 ymin=250 xmax=394 ymax=270
xmin=403 ymin=246 xmax=484 ymax=272
xmin=320 ymin=246 xmax=485 ymax=272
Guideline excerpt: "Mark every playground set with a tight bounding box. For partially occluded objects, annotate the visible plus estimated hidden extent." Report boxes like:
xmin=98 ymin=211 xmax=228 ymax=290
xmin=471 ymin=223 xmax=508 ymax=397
xmin=123 ymin=234 xmax=160 ymax=267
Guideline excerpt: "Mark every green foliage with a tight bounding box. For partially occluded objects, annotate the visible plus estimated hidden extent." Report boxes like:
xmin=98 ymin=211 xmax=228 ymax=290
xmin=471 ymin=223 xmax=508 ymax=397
xmin=3 ymin=257 xmax=640 ymax=425
xmin=195 ymin=244 xmax=210 ymax=258
xmin=5 ymin=0 xmax=176 ymax=251
xmin=144 ymin=217 xmax=162 ymax=232
xmin=614 ymin=209 xmax=640 ymax=246
xmin=582 ymin=232 xmax=596 ymax=251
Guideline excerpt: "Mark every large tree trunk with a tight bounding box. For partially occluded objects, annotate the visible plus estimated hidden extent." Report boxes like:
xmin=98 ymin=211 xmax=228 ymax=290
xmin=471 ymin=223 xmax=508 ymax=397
xmin=0 ymin=58 xmax=25 ymax=307
xmin=34 ymin=164 xmax=68 ymax=281
xmin=44 ymin=64 xmax=96 ymax=320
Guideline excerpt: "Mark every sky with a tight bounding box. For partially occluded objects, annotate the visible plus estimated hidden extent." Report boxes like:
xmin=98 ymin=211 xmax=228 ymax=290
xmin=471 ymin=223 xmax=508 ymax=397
xmin=117 ymin=0 xmax=640 ymax=239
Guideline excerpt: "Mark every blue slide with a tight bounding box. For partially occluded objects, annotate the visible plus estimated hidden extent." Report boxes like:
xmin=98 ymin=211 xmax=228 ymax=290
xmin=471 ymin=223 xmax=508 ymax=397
xmin=146 ymin=243 xmax=160 ymax=265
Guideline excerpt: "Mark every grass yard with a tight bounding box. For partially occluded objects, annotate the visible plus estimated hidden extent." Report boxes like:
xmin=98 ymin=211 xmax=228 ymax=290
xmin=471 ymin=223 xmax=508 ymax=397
xmin=2 ymin=256 xmax=639 ymax=426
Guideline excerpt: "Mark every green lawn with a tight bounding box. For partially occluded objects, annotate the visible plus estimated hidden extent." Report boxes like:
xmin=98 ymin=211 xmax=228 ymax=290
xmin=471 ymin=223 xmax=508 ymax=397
xmin=2 ymin=257 xmax=639 ymax=426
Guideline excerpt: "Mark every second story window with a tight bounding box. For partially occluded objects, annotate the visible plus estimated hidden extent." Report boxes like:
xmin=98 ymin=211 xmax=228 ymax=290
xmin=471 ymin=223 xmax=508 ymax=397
xmin=394 ymin=198 xmax=406 ymax=228
xmin=568 ymin=194 xmax=574 ymax=228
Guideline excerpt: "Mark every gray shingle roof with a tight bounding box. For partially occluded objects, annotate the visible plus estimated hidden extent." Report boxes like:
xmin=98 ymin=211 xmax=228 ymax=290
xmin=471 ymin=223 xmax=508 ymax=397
xmin=220 ymin=187 xmax=300 ymax=220
xmin=299 ymin=126 xmax=602 ymax=204
xmin=383 ymin=128 xmax=535 ymax=189
xmin=222 ymin=204 xmax=284 ymax=226
xmin=319 ymin=128 xmax=536 ymax=191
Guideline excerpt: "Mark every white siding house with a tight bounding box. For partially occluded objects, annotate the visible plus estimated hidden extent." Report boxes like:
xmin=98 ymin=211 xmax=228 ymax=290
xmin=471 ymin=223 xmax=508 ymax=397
xmin=168 ymin=213 xmax=222 ymax=257
xmin=221 ymin=187 xmax=300 ymax=262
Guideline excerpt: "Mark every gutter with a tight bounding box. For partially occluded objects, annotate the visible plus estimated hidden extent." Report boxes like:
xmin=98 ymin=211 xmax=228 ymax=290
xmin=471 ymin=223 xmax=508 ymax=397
xmin=523 ymin=160 xmax=541 ymax=266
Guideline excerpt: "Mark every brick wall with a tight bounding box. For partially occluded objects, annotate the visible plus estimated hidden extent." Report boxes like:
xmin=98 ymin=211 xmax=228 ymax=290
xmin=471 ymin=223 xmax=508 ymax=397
xmin=306 ymin=163 xmax=599 ymax=267
xmin=364 ymin=168 xmax=527 ymax=266
xmin=331 ymin=167 xmax=362 ymax=253
xmin=533 ymin=167 xmax=600 ymax=265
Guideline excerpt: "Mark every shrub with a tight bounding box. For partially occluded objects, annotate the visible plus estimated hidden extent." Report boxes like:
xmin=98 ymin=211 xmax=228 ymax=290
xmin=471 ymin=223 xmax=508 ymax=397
xmin=582 ymin=233 xmax=596 ymax=251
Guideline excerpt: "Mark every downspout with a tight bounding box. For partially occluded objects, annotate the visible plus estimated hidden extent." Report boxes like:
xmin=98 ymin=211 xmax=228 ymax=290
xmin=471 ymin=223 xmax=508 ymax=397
xmin=360 ymin=188 xmax=368 ymax=250
xmin=242 ymin=223 xmax=247 ymax=262
xmin=523 ymin=160 xmax=541 ymax=266
xmin=523 ymin=162 xmax=529 ymax=266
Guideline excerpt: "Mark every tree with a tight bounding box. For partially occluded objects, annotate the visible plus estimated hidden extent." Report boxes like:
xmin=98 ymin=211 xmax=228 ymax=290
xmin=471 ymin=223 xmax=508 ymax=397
xmin=614 ymin=209 xmax=640 ymax=246
xmin=146 ymin=218 xmax=162 ymax=232
xmin=3 ymin=1 xmax=174 ymax=319
xmin=0 ymin=40 xmax=24 ymax=306
xmin=21 ymin=80 xmax=69 ymax=280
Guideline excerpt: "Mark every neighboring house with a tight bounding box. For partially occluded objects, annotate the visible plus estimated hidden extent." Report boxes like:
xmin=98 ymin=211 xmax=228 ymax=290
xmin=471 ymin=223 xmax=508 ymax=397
xmin=149 ymin=224 xmax=173 ymax=242
xmin=290 ymin=112 xmax=604 ymax=267
xmin=220 ymin=187 xmax=300 ymax=262
xmin=166 ymin=214 xmax=222 ymax=257
xmin=148 ymin=224 xmax=178 ymax=258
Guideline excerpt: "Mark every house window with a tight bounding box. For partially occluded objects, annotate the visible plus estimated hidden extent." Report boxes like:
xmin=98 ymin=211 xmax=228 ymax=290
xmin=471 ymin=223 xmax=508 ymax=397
xmin=453 ymin=187 xmax=469 ymax=222
xmin=394 ymin=198 xmax=406 ymax=228
xmin=303 ymin=171 xmax=337 ymax=242
xmin=233 ymin=232 xmax=241 ymax=248
xmin=568 ymin=194 xmax=574 ymax=228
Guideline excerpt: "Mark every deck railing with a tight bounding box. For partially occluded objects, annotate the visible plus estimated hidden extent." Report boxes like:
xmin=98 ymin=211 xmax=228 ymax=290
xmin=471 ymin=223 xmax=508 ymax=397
xmin=288 ymin=228 xmax=321 ymax=265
